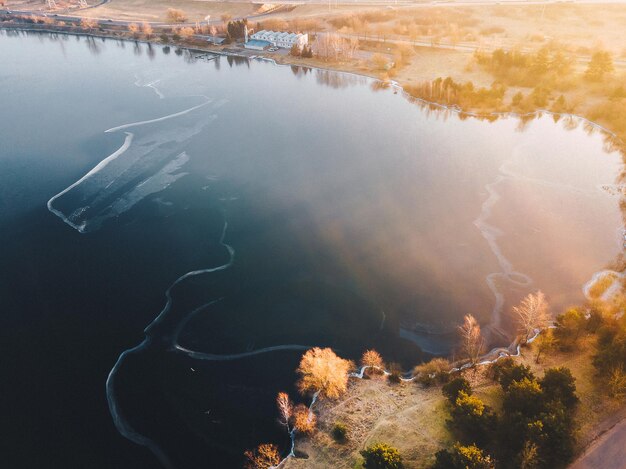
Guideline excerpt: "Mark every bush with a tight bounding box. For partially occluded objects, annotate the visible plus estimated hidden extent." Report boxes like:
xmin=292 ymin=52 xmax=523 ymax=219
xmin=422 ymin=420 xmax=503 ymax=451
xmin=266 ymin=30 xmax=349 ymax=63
xmin=387 ymin=362 xmax=403 ymax=384
xmin=361 ymin=443 xmax=403 ymax=469
xmin=442 ymin=377 xmax=472 ymax=404
xmin=331 ymin=422 xmax=348 ymax=443
xmin=414 ymin=358 xmax=450 ymax=386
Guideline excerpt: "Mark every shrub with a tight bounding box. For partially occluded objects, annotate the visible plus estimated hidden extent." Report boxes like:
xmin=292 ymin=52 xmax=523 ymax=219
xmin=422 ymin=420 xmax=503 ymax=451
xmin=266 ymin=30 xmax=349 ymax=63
xmin=361 ymin=443 xmax=403 ymax=469
xmin=414 ymin=358 xmax=450 ymax=386
xmin=331 ymin=422 xmax=348 ymax=443
xmin=387 ymin=362 xmax=403 ymax=384
xmin=442 ymin=377 xmax=472 ymax=404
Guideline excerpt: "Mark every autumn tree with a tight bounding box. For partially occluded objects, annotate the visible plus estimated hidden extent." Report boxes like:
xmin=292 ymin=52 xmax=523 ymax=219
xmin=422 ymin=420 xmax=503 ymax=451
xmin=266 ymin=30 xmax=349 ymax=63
xmin=514 ymin=291 xmax=550 ymax=342
xmin=276 ymin=392 xmax=293 ymax=429
xmin=361 ymin=349 xmax=384 ymax=370
xmin=554 ymin=307 xmax=587 ymax=350
xmin=142 ymin=22 xmax=153 ymax=38
xmin=459 ymin=314 xmax=485 ymax=365
xmin=292 ymin=403 xmax=316 ymax=434
xmin=166 ymin=8 xmax=187 ymax=24
xmin=80 ymin=18 xmax=98 ymax=31
xmin=243 ymin=443 xmax=281 ymax=469
xmin=128 ymin=23 xmax=139 ymax=38
xmin=290 ymin=43 xmax=301 ymax=57
xmin=296 ymin=347 xmax=352 ymax=399
xmin=179 ymin=27 xmax=195 ymax=39
xmin=585 ymin=50 xmax=614 ymax=81
xmin=533 ymin=328 xmax=556 ymax=363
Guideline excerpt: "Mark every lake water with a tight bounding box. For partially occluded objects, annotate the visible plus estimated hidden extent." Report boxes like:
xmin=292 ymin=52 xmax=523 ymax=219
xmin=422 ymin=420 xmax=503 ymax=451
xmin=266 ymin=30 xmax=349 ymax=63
xmin=0 ymin=30 xmax=623 ymax=468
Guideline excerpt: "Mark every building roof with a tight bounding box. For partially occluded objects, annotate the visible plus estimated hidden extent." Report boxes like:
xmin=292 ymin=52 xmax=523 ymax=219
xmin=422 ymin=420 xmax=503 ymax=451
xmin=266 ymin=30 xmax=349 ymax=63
xmin=251 ymin=30 xmax=306 ymax=41
xmin=245 ymin=39 xmax=271 ymax=48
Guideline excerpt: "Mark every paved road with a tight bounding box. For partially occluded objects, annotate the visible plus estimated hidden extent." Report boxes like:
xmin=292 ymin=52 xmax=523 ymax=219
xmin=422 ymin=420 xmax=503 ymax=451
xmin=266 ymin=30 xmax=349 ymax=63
xmin=570 ymin=418 xmax=626 ymax=469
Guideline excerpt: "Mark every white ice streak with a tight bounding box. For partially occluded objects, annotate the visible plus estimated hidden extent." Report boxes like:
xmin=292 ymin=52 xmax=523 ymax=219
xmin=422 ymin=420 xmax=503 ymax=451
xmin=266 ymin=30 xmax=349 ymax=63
xmin=105 ymin=97 xmax=212 ymax=133
xmin=106 ymin=222 xmax=234 ymax=469
xmin=47 ymin=132 xmax=134 ymax=232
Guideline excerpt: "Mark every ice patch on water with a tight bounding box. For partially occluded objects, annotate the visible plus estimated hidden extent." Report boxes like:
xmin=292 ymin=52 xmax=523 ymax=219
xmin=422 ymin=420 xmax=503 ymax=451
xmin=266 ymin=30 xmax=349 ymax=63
xmin=48 ymin=100 xmax=217 ymax=233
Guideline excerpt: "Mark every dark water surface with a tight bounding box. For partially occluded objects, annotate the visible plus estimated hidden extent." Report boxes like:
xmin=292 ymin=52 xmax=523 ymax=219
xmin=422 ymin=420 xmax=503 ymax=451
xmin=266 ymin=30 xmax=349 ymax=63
xmin=0 ymin=31 xmax=623 ymax=468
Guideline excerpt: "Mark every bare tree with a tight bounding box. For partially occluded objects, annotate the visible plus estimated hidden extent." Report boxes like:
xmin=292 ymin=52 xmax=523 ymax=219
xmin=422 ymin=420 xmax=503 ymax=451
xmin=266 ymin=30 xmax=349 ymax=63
xmin=297 ymin=347 xmax=352 ymax=399
xmin=276 ymin=392 xmax=293 ymax=429
xmin=459 ymin=314 xmax=485 ymax=365
xmin=514 ymin=291 xmax=550 ymax=341
xmin=243 ymin=443 xmax=281 ymax=469
xmin=313 ymin=33 xmax=359 ymax=62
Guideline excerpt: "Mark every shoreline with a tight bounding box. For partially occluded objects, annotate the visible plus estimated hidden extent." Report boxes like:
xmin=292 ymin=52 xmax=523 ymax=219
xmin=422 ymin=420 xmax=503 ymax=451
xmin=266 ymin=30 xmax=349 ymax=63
xmin=2 ymin=24 xmax=624 ymax=152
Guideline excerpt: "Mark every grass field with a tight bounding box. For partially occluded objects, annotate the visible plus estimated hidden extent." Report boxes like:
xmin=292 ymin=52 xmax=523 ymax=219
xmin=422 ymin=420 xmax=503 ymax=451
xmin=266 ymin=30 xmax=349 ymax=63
xmin=78 ymin=0 xmax=258 ymax=22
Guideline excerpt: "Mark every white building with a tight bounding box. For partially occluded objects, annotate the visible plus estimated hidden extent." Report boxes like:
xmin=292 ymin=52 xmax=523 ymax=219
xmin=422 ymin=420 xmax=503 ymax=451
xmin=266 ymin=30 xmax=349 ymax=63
xmin=250 ymin=30 xmax=308 ymax=49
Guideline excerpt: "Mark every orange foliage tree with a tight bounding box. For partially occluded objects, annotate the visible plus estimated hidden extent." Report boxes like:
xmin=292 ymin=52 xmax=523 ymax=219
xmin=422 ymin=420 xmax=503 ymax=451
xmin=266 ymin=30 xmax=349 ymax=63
xmin=296 ymin=347 xmax=352 ymax=399
xmin=292 ymin=404 xmax=316 ymax=434
xmin=361 ymin=349 xmax=384 ymax=369
xmin=243 ymin=443 xmax=281 ymax=469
